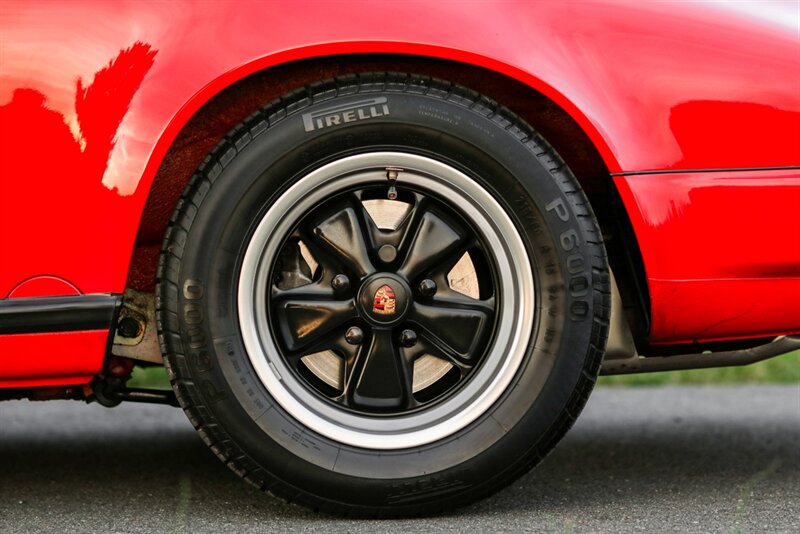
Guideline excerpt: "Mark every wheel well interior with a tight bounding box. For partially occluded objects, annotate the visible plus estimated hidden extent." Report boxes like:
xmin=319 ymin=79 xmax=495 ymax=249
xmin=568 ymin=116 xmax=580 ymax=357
xmin=128 ymin=53 xmax=648 ymax=337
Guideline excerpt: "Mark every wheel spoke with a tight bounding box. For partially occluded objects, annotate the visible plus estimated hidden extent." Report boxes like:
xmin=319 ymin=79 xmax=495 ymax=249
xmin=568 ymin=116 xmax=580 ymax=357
xmin=271 ymin=281 xmax=335 ymax=302
xmin=410 ymin=295 xmax=494 ymax=363
xmin=310 ymin=202 xmax=376 ymax=278
xmin=350 ymin=329 xmax=411 ymax=409
xmin=273 ymin=298 xmax=356 ymax=352
xmin=398 ymin=208 xmax=465 ymax=279
xmin=273 ymin=239 xmax=315 ymax=289
xmin=336 ymin=341 xmax=360 ymax=397
xmin=431 ymin=289 xmax=495 ymax=316
xmin=405 ymin=336 xmax=469 ymax=375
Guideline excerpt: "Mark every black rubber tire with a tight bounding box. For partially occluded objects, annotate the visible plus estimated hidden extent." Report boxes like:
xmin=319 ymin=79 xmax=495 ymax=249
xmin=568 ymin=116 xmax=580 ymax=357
xmin=157 ymin=73 xmax=609 ymax=517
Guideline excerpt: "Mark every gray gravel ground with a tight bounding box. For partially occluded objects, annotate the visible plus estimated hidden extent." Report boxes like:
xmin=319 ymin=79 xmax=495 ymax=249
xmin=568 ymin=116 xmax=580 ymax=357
xmin=0 ymin=385 xmax=798 ymax=533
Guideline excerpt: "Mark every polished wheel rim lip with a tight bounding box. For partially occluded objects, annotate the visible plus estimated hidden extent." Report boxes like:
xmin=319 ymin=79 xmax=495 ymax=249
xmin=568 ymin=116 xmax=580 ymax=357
xmin=238 ymin=152 xmax=534 ymax=450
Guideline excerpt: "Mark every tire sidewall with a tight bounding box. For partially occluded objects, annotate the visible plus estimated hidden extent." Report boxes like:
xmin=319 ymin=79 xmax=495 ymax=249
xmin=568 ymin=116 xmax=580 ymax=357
xmin=168 ymin=87 xmax=602 ymax=507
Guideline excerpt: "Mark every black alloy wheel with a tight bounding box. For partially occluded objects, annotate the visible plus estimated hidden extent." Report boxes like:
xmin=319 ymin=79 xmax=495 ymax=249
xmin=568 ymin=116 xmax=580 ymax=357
xmin=268 ymin=184 xmax=498 ymax=415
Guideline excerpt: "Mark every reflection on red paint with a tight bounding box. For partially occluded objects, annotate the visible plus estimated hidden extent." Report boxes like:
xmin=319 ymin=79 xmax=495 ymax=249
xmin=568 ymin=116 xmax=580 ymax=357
xmin=76 ymin=43 xmax=157 ymax=181
xmin=0 ymin=43 xmax=156 ymax=192
xmin=0 ymin=42 xmax=155 ymax=297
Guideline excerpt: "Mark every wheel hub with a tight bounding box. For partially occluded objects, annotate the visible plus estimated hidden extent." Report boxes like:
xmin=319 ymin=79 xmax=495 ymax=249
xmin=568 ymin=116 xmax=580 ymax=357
xmin=357 ymin=274 xmax=410 ymax=325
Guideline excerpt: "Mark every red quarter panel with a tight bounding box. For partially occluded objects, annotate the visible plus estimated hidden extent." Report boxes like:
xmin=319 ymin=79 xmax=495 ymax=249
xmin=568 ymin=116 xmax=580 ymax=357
xmin=615 ymin=170 xmax=800 ymax=343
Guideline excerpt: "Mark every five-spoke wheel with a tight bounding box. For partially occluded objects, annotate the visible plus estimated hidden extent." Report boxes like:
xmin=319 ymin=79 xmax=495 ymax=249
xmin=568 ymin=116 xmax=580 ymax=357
xmin=270 ymin=184 xmax=498 ymax=413
xmin=159 ymin=74 xmax=608 ymax=515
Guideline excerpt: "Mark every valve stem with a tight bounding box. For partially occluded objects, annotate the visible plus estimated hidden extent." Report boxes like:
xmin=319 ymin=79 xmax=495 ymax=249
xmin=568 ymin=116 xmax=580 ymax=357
xmin=386 ymin=167 xmax=403 ymax=200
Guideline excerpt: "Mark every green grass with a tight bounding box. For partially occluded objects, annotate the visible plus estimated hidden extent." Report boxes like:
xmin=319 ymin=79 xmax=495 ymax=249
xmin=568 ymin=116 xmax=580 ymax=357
xmin=598 ymin=350 xmax=800 ymax=387
xmin=127 ymin=365 xmax=171 ymax=390
xmin=127 ymin=351 xmax=800 ymax=390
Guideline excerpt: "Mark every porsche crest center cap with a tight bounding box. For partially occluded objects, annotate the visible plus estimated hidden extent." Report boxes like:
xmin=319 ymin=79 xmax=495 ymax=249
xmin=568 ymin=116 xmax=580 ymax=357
xmin=358 ymin=274 xmax=409 ymax=325
xmin=372 ymin=284 xmax=397 ymax=315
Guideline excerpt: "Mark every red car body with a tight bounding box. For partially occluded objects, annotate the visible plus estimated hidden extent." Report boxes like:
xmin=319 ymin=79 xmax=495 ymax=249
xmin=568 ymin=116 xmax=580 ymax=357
xmin=1 ymin=1 xmax=798 ymax=389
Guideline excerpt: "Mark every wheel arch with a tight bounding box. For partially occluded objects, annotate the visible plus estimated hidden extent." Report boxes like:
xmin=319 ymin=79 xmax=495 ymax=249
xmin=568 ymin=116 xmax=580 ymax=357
xmin=128 ymin=46 xmax=628 ymax=299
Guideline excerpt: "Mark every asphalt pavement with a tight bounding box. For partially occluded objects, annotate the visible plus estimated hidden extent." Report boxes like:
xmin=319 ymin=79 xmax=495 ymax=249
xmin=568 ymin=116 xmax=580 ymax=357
xmin=1 ymin=385 xmax=798 ymax=533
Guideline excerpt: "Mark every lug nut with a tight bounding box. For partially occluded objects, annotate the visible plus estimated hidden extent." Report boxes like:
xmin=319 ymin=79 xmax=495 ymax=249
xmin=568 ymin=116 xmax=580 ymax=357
xmin=418 ymin=279 xmax=437 ymax=297
xmin=331 ymin=274 xmax=350 ymax=292
xmin=399 ymin=329 xmax=418 ymax=348
xmin=345 ymin=326 xmax=364 ymax=345
xmin=378 ymin=244 xmax=397 ymax=263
